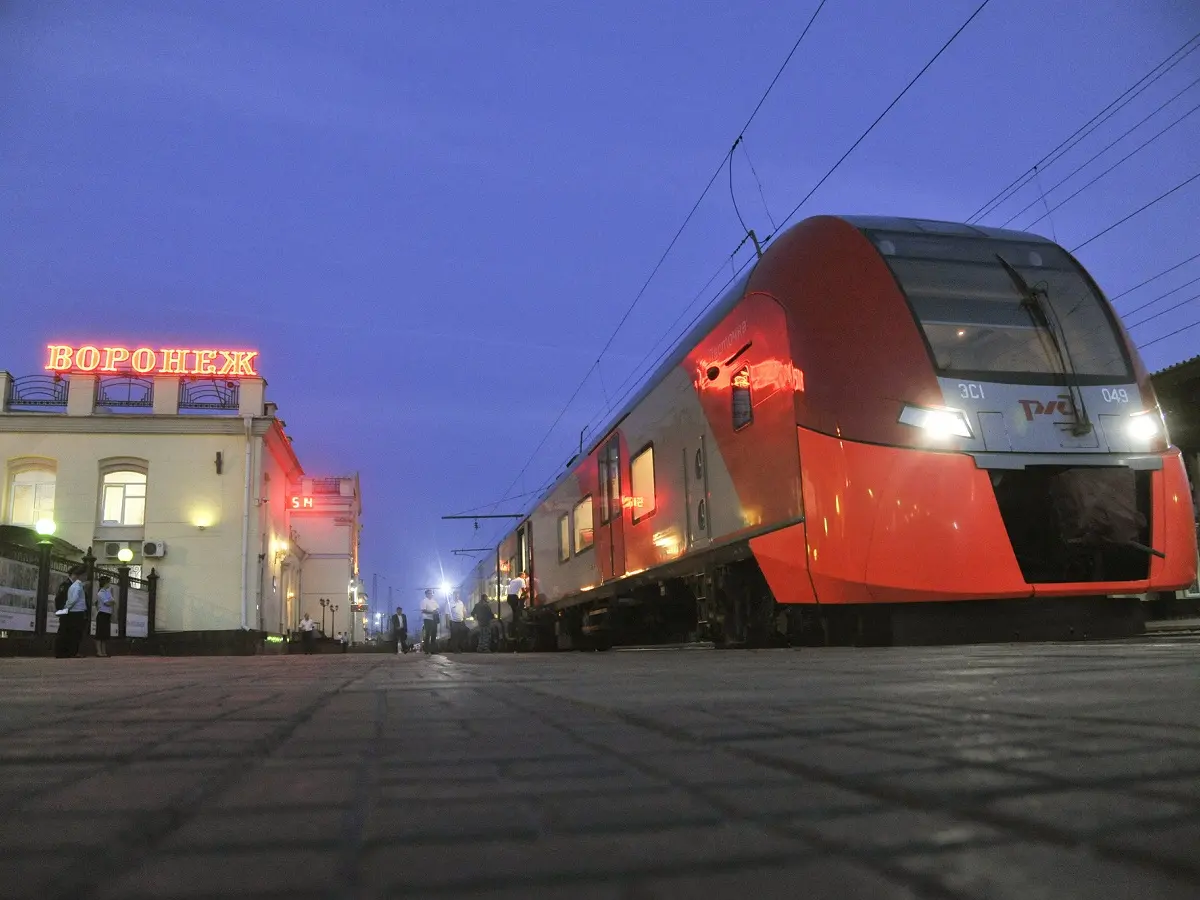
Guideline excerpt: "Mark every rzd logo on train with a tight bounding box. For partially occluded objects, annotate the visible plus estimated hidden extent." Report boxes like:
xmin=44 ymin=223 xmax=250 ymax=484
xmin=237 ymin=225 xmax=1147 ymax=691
xmin=1018 ymin=395 xmax=1073 ymax=421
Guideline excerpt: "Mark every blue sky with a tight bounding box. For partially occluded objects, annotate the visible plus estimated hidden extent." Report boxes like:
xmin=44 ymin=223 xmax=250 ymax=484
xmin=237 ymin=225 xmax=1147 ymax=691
xmin=2 ymin=1 xmax=1198 ymax=622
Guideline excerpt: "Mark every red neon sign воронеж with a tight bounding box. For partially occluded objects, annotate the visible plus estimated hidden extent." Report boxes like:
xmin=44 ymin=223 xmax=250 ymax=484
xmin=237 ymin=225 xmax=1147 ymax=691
xmin=44 ymin=345 xmax=259 ymax=377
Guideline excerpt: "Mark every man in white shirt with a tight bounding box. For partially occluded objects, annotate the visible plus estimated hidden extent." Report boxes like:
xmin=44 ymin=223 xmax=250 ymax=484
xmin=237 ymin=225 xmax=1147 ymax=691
xmin=419 ymin=589 xmax=440 ymax=654
xmin=506 ymin=573 xmax=527 ymax=643
xmin=297 ymin=612 xmax=316 ymax=654
xmin=54 ymin=567 xmax=89 ymax=659
xmin=447 ymin=592 xmax=467 ymax=652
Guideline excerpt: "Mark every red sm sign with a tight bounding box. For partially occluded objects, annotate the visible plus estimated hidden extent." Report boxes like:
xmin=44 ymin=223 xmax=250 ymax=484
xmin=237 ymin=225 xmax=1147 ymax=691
xmin=45 ymin=344 xmax=259 ymax=377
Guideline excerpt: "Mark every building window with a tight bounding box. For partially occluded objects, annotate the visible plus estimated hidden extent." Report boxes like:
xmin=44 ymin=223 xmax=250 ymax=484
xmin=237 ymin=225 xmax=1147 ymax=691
xmin=573 ymin=495 xmax=594 ymax=553
xmin=8 ymin=467 xmax=56 ymax=526
xmin=101 ymin=471 xmax=147 ymax=526
xmin=557 ymin=513 xmax=571 ymax=563
xmin=629 ymin=445 xmax=656 ymax=523
xmin=732 ymin=366 xmax=753 ymax=430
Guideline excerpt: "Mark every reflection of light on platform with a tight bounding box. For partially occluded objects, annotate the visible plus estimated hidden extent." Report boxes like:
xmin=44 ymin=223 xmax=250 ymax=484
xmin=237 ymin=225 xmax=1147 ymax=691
xmin=580 ymin=584 xmax=596 ymax=592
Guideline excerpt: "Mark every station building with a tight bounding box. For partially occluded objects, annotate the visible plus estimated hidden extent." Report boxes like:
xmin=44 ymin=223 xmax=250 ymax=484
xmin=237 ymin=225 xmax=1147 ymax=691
xmin=0 ymin=343 xmax=364 ymax=643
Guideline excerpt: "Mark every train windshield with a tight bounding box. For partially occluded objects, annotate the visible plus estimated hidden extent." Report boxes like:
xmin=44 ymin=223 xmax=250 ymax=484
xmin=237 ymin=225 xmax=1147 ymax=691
xmin=870 ymin=231 xmax=1132 ymax=382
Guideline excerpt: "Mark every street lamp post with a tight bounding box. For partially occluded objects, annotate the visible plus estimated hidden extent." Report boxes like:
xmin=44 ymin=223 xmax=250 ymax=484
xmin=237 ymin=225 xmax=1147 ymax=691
xmin=330 ymin=604 xmax=339 ymax=636
xmin=318 ymin=597 xmax=330 ymax=635
xmin=33 ymin=518 xmax=56 ymax=638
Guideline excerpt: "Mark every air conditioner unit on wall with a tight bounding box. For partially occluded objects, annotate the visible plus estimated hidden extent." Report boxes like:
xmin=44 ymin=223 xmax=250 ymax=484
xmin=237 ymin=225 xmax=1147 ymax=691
xmin=104 ymin=541 xmax=128 ymax=558
xmin=143 ymin=540 xmax=167 ymax=558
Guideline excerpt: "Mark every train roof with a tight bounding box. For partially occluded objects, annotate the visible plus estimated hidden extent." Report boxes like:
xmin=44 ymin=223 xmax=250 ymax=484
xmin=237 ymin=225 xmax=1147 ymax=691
xmin=840 ymin=215 xmax=1054 ymax=243
xmin=518 ymin=214 xmax=1055 ymax=522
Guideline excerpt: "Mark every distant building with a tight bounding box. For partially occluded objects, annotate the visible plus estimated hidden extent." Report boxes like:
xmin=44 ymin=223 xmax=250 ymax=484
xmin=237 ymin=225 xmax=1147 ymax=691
xmin=0 ymin=343 xmax=362 ymax=641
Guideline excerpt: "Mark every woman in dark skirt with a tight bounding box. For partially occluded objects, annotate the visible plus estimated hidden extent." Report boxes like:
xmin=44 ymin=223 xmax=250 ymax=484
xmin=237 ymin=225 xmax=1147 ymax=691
xmin=94 ymin=576 xmax=115 ymax=657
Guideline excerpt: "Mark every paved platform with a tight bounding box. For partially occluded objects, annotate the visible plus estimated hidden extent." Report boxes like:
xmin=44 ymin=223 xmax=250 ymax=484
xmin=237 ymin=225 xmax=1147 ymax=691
xmin=2 ymin=637 xmax=1199 ymax=899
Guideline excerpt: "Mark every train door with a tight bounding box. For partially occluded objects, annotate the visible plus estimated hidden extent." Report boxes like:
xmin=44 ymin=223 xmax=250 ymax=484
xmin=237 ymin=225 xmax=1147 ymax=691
xmin=597 ymin=434 xmax=626 ymax=581
xmin=684 ymin=436 xmax=712 ymax=549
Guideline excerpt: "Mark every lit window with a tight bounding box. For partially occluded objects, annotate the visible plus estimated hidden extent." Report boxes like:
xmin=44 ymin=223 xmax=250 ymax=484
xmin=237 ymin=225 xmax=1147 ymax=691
xmin=573 ymin=495 xmax=594 ymax=553
xmin=629 ymin=445 xmax=656 ymax=523
xmin=9 ymin=468 xmax=55 ymax=526
xmin=557 ymin=513 xmax=570 ymax=563
xmin=732 ymin=366 xmax=753 ymax=430
xmin=101 ymin=471 xmax=147 ymax=526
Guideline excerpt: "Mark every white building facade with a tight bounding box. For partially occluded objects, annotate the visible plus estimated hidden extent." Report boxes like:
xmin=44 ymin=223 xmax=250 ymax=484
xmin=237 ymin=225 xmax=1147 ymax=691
xmin=0 ymin=345 xmax=361 ymax=641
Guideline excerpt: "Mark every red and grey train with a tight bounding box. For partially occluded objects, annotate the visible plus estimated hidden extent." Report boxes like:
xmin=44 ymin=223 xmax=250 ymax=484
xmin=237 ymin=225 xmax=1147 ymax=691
xmin=460 ymin=215 xmax=1197 ymax=646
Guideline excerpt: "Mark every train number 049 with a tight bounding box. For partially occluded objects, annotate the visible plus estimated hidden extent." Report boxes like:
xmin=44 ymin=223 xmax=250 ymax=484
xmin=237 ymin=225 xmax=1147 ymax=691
xmin=1102 ymin=388 xmax=1130 ymax=403
xmin=958 ymin=382 xmax=985 ymax=400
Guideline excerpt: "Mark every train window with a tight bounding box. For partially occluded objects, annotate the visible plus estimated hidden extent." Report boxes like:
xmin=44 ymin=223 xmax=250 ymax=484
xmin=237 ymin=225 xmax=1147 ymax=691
xmin=630 ymin=445 xmax=656 ymax=523
xmin=573 ymin=495 xmax=594 ymax=553
xmin=694 ymin=448 xmax=704 ymax=480
xmin=557 ymin=513 xmax=570 ymax=563
xmin=732 ymin=366 xmax=753 ymax=430
xmin=870 ymin=232 xmax=1132 ymax=381
xmin=697 ymin=498 xmax=707 ymax=531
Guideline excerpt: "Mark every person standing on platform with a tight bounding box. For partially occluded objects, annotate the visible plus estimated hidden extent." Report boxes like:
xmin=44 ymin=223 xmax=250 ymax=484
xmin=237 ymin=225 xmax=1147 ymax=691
xmin=94 ymin=576 xmax=115 ymax=658
xmin=447 ymin=592 xmax=467 ymax=652
xmin=420 ymin=589 xmax=440 ymax=654
xmin=54 ymin=567 xmax=88 ymax=658
xmin=298 ymin=612 xmax=316 ymax=654
xmin=391 ymin=607 xmax=409 ymax=654
xmin=472 ymin=595 xmax=495 ymax=652
xmin=506 ymin=572 xmax=526 ymax=641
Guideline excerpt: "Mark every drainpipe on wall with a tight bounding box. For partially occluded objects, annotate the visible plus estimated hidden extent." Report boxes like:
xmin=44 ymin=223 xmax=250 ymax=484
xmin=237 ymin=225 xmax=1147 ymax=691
xmin=240 ymin=414 xmax=253 ymax=630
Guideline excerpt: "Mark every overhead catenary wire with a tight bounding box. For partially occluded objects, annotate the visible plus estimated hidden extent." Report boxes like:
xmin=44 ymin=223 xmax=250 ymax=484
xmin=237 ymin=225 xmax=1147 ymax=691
xmin=775 ymin=0 xmax=993 ymax=231
xmin=1110 ymin=250 xmax=1200 ymax=301
xmin=966 ymin=31 xmax=1200 ymax=224
xmin=1120 ymin=273 xmax=1200 ymax=321
xmin=1070 ymin=168 xmax=1200 ymax=252
xmin=1004 ymin=80 xmax=1200 ymax=230
xmin=1125 ymin=290 xmax=1200 ymax=330
xmin=1136 ymin=314 xmax=1200 ymax=351
xmin=475 ymin=1 xmax=832 ymax=518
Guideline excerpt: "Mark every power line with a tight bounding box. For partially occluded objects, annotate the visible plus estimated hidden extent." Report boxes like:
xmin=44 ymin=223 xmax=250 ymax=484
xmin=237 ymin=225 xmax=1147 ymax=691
xmin=776 ymin=0 xmax=993 ymax=230
xmin=1121 ymin=273 xmax=1200 ymax=320
xmin=966 ymin=31 xmax=1200 ymax=224
xmin=1126 ymin=290 xmax=1200 ymax=330
xmin=1004 ymin=79 xmax=1200 ymax=230
xmin=1017 ymin=99 xmax=1200 ymax=231
xmin=1111 ymin=250 xmax=1200 ymax=301
xmin=1070 ymin=168 xmax=1200 ymax=252
xmin=478 ymin=3 xmax=832 ymax=516
xmin=1136 ymin=314 xmax=1200 ymax=351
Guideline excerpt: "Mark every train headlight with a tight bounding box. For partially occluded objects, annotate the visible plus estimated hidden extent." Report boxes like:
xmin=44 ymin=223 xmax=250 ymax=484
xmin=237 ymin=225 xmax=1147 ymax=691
xmin=898 ymin=404 xmax=973 ymax=440
xmin=1126 ymin=409 xmax=1162 ymax=442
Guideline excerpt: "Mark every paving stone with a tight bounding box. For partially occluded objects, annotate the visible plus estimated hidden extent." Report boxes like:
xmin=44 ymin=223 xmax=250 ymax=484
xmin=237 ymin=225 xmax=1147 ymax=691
xmin=542 ymin=789 xmax=726 ymax=833
xmin=365 ymin=798 xmax=541 ymax=843
xmin=1099 ymin=820 xmax=1200 ymax=875
xmin=161 ymin=807 xmax=349 ymax=849
xmin=895 ymin=841 xmax=1199 ymax=900
xmin=94 ymin=848 xmax=340 ymax=898
xmin=360 ymin=823 xmax=808 ymax=893
xmin=988 ymin=788 xmax=1191 ymax=837
xmin=632 ymin=856 xmax=925 ymax=899
xmin=788 ymin=807 xmax=1006 ymax=853
xmin=210 ymin=765 xmax=358 ymax=809
xmin=704 ymin=780 xmax=882 ymax=821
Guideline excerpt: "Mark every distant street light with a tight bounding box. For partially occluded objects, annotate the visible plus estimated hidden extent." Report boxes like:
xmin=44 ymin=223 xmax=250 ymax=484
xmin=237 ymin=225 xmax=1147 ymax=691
xmin=35 ymin=518 xmax=56 ymax=537
xmin=117 ymin=547 xmax=134 ymax=564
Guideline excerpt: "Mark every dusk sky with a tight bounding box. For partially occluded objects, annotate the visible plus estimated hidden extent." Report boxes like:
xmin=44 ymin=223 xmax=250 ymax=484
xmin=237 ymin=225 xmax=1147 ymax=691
xmin=3 ymin=1 xmax=1198 ymax=622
